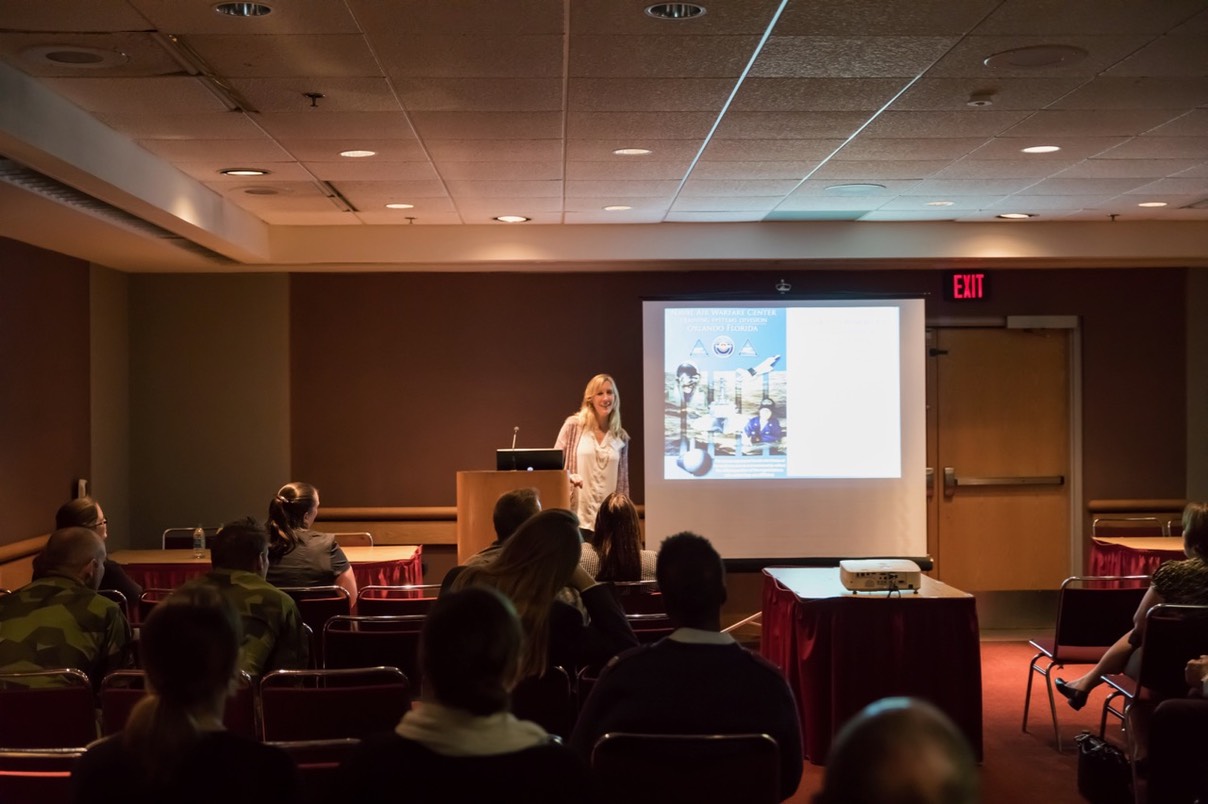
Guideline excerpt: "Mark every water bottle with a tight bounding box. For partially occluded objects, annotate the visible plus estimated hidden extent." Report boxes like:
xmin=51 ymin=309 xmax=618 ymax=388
xmin=192 ymin=525 xmax=205 ymax=559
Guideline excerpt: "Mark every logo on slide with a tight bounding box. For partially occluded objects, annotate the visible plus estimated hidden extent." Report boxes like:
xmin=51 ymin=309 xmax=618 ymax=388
xmin=712 ymin=336 xmax=735 ymax=358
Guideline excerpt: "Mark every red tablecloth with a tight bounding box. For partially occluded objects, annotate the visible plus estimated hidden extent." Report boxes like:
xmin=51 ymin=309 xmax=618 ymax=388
xmin=760 ymin=567 xmax=983 ymax=765
xmin=1089 ymin=537 xmax=1183 ymax=577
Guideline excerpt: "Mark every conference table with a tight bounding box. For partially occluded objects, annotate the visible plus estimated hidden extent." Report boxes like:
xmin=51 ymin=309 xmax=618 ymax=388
xmin=109 ymin=545 xmax=423 ymax=591
xmin=1088 ymin=536 xmax=1183 ymax=577
xmin=760 ymin=567 xmax=982 ymax=764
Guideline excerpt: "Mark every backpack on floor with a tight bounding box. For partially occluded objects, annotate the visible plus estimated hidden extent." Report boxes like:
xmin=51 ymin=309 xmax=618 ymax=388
xmin=1075 ymin=731 xmax=1132 ymax=804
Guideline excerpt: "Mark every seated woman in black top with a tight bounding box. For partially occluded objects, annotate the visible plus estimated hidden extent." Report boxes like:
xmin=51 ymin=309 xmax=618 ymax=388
xmin=451 ymin=508 xmax=637 ymax=678
xmin=341 ymin=586 xmax=601 ymax=804
xmin=265 ymin=481 xmax=357 ymax=602
xmin=71 ymin=586 xmax=300 ymax=804
xmin=54 ymin=496 xmax=142 ymax=604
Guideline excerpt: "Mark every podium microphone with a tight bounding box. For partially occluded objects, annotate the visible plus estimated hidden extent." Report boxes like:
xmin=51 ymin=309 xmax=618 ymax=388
xmin=511 ymin=426 xmax=519 ymax=450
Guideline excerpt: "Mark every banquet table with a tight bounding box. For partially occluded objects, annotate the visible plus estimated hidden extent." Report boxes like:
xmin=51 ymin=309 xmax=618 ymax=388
xmin=760 ymin=567 xmax=982 ymax=764
xmin=1088 ymin=536 xmax=1183 ymax=578
xmin=109 ymin=544 xmax=423 ymax=591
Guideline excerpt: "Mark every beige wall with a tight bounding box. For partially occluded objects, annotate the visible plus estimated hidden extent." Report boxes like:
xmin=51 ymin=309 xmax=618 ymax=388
xmin=1189 ymin=268 xmax=1208 ymax=501
xmin=90 ymin=264 xmax=131 ymax=548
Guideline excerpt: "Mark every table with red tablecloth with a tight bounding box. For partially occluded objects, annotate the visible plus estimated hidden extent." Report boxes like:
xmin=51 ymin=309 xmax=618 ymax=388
xmin=1088 ymin=536 xmax=1183 ymax=578
xmin=109 ymin=545 xmax=423 ymax=590
xmin=760 ymin=567 xmax=982 ymax=765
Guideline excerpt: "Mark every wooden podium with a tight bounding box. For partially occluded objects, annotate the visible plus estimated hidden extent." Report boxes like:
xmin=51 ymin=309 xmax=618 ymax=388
xmin=455 ymin=470 xmax=570 ymax=563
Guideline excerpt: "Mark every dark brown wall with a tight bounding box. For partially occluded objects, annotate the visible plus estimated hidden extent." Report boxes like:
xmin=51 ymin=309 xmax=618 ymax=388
xmin=0 ymin=237 xmax=90 ymax=544
xmin=291 ymin=267 xmax=1187 ymax=510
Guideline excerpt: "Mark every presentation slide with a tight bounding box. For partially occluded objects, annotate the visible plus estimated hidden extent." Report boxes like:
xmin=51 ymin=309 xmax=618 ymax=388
xmin=643 ymin=299 xmax=926 ymax=560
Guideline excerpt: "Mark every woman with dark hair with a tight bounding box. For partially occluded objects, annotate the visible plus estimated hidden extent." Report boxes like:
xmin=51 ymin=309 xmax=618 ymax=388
xmin=71 ymin=586 xmax=300 ymax=804
xmin=55 ymin=496 xmax=142 ymax=603
xmin=265 ymin=482 xmax=357 ymax=602
xmin=341 ymin=587 xmax=601 ymax=803
xmin=581 ymin=493 xmax=656 ymax=582
xmin=556 ymin=374 xmax=630 ymax=532
xmin=451 ymin=508 xmax=636 ymax=679
xmin=1057 ymin=501 xmax=1208 ymax=709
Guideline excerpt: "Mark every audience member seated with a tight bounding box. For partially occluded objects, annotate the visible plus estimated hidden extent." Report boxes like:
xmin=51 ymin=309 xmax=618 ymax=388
xmin=580 ymin=493 xmax=656 ymax=582
xmin=0 ymin=527 xmax=129 ymax=686
xmin=340 ymin=586 xmax=601 ymax=804
xmin=1056 ymin=502 xmax=1208 ymax=714
xmin=71 ymin=585 xmax=301 ymax=804
xmin=179 ymin=517 xmax=308 ymax=676
xmin=440 ymin=487 xmax=541 ymax=593
xmin=54 ymin=496 xmax=142 ymax=603
xmin=451 ymin=508 xmax=636 ymax=677
xmin=266 ymin=481 xmax=357 ymax=602
xmin=570 ymin=532 xmax=802 ymax=801
xmin=814 ymin=697 xmax=977 ymax=804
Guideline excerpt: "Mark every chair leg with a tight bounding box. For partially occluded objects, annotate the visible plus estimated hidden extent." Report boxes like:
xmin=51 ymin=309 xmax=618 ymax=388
xmin=1043 ymin=669 xmax=1062 ymax=752
xmin=1021 ymin=652 xmax=1044 ymax=732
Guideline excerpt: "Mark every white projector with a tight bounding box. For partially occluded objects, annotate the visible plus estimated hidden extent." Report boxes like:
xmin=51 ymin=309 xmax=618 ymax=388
xmin=839 ymin=559 xmax=922 ymax=592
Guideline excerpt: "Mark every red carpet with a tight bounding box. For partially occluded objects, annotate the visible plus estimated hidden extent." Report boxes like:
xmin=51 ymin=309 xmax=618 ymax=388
xmin=784 ymin=640 xmax=1121 ymax=803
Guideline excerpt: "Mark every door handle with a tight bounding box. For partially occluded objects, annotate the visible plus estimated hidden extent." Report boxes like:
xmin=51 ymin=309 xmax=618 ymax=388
xmin=926 ymin=467 xmax=934 ymax=498
xmin=942 ymin=467 xmax=1064 ymax=497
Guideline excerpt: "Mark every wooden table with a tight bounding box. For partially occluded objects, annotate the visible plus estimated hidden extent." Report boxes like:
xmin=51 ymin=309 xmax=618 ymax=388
xmin=109 ymin=545 xmax=423 ymax=590
xmin=760 ymin=567 xmax=982 ymax=764
xmin=1089 ymin=536 xmax=1183 ymax=577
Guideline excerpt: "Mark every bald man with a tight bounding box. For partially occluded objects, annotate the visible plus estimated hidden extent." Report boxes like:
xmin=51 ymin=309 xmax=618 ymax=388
xmin=0 ymin=527 xmax=131 ymax=686
xmin=815 ymin=697 xmax=978 ymax=804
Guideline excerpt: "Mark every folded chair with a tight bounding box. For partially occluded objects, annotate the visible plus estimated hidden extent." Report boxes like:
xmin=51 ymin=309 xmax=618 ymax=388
xmin=1022 ymin=574 xmax=1148 ymax=751
xmin=0 ymin=669 xmax=97 ymax=748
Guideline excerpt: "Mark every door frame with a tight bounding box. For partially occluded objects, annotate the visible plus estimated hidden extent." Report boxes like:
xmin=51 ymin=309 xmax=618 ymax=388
xmin=927 ymin=314 xmax=1083 ymax=579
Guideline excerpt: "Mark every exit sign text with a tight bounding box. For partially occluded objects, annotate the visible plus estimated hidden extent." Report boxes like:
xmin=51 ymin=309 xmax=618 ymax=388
xmin=943 ymin=271 xmax=989 ymax=301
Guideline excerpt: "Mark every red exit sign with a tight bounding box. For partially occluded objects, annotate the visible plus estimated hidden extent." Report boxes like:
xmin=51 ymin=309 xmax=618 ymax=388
xmin=943 ymin=271 xmax=989 ymax=301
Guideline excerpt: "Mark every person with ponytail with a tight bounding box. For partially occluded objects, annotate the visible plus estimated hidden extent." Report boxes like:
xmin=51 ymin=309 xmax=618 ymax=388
xmin=265 ymin=481 xmax=358 ymax=603
xmin=581 ymin=493 xmax=656 ymax=582
xmin=341 ymin=586 xmax=601 ymax=803
xmin=71 ymin=585 xmax=300 ymax=804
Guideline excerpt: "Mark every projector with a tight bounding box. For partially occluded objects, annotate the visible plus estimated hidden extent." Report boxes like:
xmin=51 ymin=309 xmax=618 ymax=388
xmin=839 ymin=559 xmax=922 ymax=592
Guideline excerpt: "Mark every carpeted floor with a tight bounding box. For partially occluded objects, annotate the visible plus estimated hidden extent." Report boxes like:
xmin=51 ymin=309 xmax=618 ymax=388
xmin=783 ymin=639 xmax=1127 ymax=803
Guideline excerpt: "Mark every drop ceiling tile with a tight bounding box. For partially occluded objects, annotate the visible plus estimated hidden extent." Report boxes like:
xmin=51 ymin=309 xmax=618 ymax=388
xmin=1056 ymin=159 xmax=1203 ymax=179
xmin=374 ymin=36 xmax=563 ymax=79
xmin=712 ymin=111 xmax=873 ymax=139
xmin=926 ymin=35 xmax=1151 ymax=78
xmin=42 ymin=76 xmax=227 ymax=114
xmin=567 ymin=161 xmax=691 ymax=180
xmin=303 ymin=161 xmax=442 ymax=182
xmin=275 ymin=139 xmax=428 ymax=161
xmin=256 ymin=112 xmax=418 ymax=140
xmin=337 ymin=188 xmax=455 ymax=209
xmin=445 ymin=180 xmax=563 ymax=198
xmin=568 ymin=112 xmax=717 ymax=139
xmin=1098 ymin=137 xmax=1208 ymax=160
xmin=751 ymin=36 xmax=958 ymax=78
xmin=1106 ymin=33 xmax=1208 ymax=78
xmin=440 ymin=162 xmax=564 ymax=181
xmin=680 ymin=179 xmax=801 ymax=196
xmin=700 ymin=139 xmax=845 ymax=161
xmin=1148 ymin=110 xmax=1208 ymax=138
xmin=1123 ymin=177 xmax=1208 ymax=196
xmin=834 ymin=137 xmax=985 ymax=161
xmin=181 ymin=161 xmax=312 ymax=182
xmin=570 ymin=0 xmax=781 ymax=35
xmin=860 ymin=210 xmax=963 ymax=221
xmin=428 ymin=140 xmax=565 ymax=161
xmin=565 ymin=140 xmax=705 ymax=161
xmin=568 ymin=78 xmax=735 ymax=112
xmin=0 ymin=31 xmax=180 ymax=77
xmin=1001 ymin=109 xmax=1187 ymax=139
xmin=863 ymin=109 xmax=1030 ymax=139
xmin=356 ymin=211 xmax=465 ymax=225
xmin=933 ymin=159 xmax=1071 ymax=180
xmin=138 ymin=138 xmax=293 ymax=162
xmin=671 ymin=196 xmax=782 ymax=211
xmin=988 ymin=195 xmax=1113 ymax=211
xmin=788 ymin=179 xmax=920 ymax=197
xmin=1176 ymin=162 xmax=1208 ymax=178
xmin=974 ymin=0 xmax=1208 ymax=35
xmin=257 ymin=210 xmax=362 ymax=225
xmin=395 ymin=79 xmax=562 ymax=112
xmin=1025 ymin=177 xmax=1149 ymax=195
xmin=455 ymin=197 xmax=565 ymax=214
xmin=185 ymin=35 xmax=382 ymax=78
xmin=563 ymin=211 xmax=667 ymax=224
xmin=966 ymin=137 xmax=1129 ymax=160
xmin=132 ymin=0 xmax=364 ymax=34
xmin=730 ymin=78 xmax=906 ymax=112
xmin=409 ymin=112 xmax=562 ymax=140
xmin=692 ymin=161 xmax=820 ymax=180
xmin=878 ymin=196 xmax=999 ymax=210
xmin=772 ymin=195 xmax=884 ymax=211
xmin=571 ymin=36 xmax=760 ymax=78
xmin=564 ymin=196 xmax=671 ymax=212
xmin=203 ymin=180 xmax=327 ymax=199
xmin=667 ymin=211 xmax=771 ymax=222
xmin=96 ymin=112 xmax=267 ymax=139
xmin=226 ymin=77 xmax=402 ymax=113
xmin=890 ymin=77 xmax=1087 ymax=111
xmin=566 ymin=179 xmax=682 ymax=197
xmin=1049 ymin=77 xmax=1208 ymax=111
xmin=811 ymin=159 xmax=949 ymax=180
xmin=908 ymin=177 xmax=1041 ymax=195
xmin=354 ymin=0 xmax=565 ymax=36
xmin=775 ymin=0 xmax=999 ymax=36
xmin=0 ymin=1 xmax=149 ymax=32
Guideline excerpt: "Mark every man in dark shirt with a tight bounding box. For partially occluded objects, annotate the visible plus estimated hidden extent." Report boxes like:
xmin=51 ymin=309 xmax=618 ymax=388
xmin=571 ymin=532 xmax=803 ymax=800
xmin=440 ymin=488 xmax=540 ymax=593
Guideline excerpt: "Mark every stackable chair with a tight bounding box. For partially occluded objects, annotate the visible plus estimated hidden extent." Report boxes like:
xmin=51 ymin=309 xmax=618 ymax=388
xmin=607 ymin=580 xmax=665 ymax=614
xmin=322 ymin=614 xmax=425 ymax=687
xmin=591 ymin=732 xmax=780 ymax=804
xmin=330 ymin=532 xmax=373 ymax=547
xmin=625 ymin=612 xmax=676 ymax=644
xmin=161 ymin=526 xmax=218 ymax=549
xmin=0 ymin=748 xmax=85 ymax=804
xmin=259 ymin=667 xmax=410 ymax=742
xmin=512 ymin=666 xmax=575 ymax=740
xmin=99 ymin=669 xmax=258 ymax=738
xmin=356 ymin=584 xmax=441 ymax=617
xmin=136 ymin=588 xmax=176 ymax=623
xmin=266 ymin=738 xmax=362 ymax=804
xmin=279 ymin=586 xmax=353 ymax=665
xmin=96 ymin=588 xmax=130 ymax=621
xmin=0 ymin=669 xmax=97 ymax=749
xmin=1022 ymin=574 xmax=1148 ymax=751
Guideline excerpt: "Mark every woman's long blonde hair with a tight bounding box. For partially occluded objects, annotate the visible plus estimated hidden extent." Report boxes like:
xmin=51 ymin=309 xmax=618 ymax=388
xmin=451 ymin=508 xmax=582 ymax=679
xmin=575 ymin=373 xmax=627 ymax=440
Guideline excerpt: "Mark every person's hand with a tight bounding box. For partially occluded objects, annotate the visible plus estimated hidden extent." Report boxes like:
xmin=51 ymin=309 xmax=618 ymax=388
xmin=1185 ymin=655 xmax=1208 ymax=688
xmin=570 ymin=564 xmax=597 ymax=592
xmin=568 ymin=472 xmax=583 ymax=488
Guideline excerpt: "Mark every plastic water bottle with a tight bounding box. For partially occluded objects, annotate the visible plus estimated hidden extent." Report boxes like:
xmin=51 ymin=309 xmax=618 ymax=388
xmin=192 ymin=525 xmax=205 ymax=559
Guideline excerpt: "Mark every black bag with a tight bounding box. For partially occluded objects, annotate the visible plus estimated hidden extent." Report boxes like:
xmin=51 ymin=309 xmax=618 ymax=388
xmin=1075 ymin=731 xmax=1132 ymax=804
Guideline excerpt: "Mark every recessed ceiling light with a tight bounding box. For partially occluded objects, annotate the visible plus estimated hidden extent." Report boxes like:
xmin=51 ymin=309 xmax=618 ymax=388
xmin=494 ymin=215 xmax=530 ymax=223
xmin=997 ymin=213 xmax=1035 ymax=219
xmin=983 ymin=44 xmax=1088 ymax=70
xmin=214 ymin=3 xmax=273 ymax=17
xmin=645 ymin=3 xmax=707 ymax=20
xmin=339 ymin=150 xmax=376 ymax=158
xmin=1021 ymin=145 xmax=1061 ymax=154
xmin=1137 ymin=201 xmax=1168 ymax=208
xmin=603 ymin=205 xmax=632 ymax=211
xmin=613 ymin=148 xmax=652 ymax=156
xmin=385 ymin=203 xmax=415 ymax=209
xmin=220 ymin=168 xmax=270 ymax=176
xmin=824 ymin=183 xmax=886 ymax=195
xmin=926 ymin=201 xmax=955 ymax=207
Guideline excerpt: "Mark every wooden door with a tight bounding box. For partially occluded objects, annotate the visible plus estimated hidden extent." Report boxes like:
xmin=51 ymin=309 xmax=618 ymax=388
xmin=927 ymin=327 xmax=1071 ymax=591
